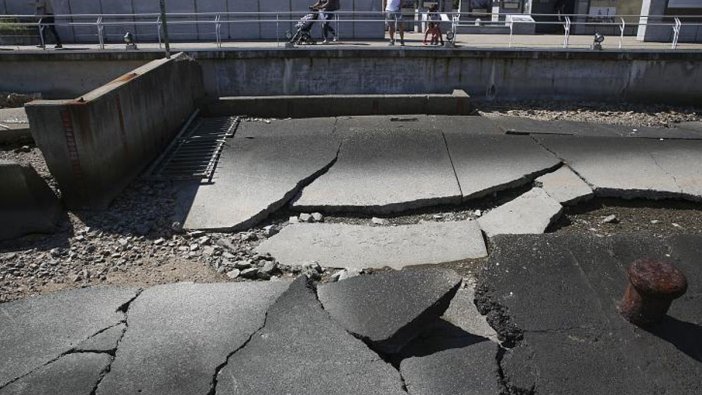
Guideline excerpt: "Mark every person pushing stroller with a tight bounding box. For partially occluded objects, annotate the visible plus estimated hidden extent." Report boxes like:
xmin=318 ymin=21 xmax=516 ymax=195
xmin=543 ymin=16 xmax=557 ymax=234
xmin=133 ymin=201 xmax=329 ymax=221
xmin=310 ymin=0 xmax=339 ymax=44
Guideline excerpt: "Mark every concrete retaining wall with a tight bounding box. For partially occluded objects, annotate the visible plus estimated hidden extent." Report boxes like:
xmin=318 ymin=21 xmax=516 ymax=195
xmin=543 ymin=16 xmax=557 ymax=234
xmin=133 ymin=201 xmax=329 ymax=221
xmin=204 ymin=90 xmax=473 ymax=118
xmin=25 ymin=53 xmax=205 ymax=209
xmin=3 ymin=49 xmax=702 ymax=105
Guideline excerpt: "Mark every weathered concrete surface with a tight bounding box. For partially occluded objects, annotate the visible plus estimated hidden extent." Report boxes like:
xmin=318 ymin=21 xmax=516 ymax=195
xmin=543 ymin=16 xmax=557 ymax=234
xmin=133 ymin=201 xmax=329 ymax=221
xmin=475 ymin=234 xmax=702 ymax=394
xmin=485 ymin=115 xmax=618 ymax=137
xmin=333 ymin=115 xmax=437 ymax=137
xmin=74 ymin=324 xmax=126 ymax=353
xmin=293 ymin=129 xmax=461 ymax=213
xmin=256 ymin=221 xmax=487 ymax=270
xmin=233 ymin=117 xmax=337 ymax=138
xmin=444 ymin=134 xmax=560 ymax=200
xmin=677 ymin=121 xmax=702 ymax=134
xmin=178 ymin=134 xmax=340 ymax=231
xmin=318 ymin=269 xmax=462 ymax=354
xmin=0 ymin=108 xmax=32 ymax=144
xmin=535 ymin=165 xmax=594 ymax=205
xmin=96 ymin=282 xmax=288 ymax=395
xmin=25 ymin=53 xmax=204 ymax=209
xmin=0 ymin=353 xmax=111 ymax=395
xmin=400 ymin=340 xmax=501 ymax=395
xmin=427 ymin=115 xmax=503 ymax=135
xmin=0 ymin=287 xmax=139 ymax=387
xmin=538 ymin=135 xmax=702 ymax=200
xmin=478 ymin=188 xmax=563 ymax=237
xmin=0 ymin=160 xmax=62 ymax=241
xmin=442 ymin=285 xmax=499 ymax=342
xmin=216 ymin=278 xmax=405 ymax=394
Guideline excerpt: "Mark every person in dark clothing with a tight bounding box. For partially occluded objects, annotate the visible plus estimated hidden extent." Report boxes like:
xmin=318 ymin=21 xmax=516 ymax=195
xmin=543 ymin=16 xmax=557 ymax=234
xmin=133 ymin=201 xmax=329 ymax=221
xmin=311 ymin=0 xmax=339 ymax=43
xmin=34 ymin=0 xmax=62 ymax=48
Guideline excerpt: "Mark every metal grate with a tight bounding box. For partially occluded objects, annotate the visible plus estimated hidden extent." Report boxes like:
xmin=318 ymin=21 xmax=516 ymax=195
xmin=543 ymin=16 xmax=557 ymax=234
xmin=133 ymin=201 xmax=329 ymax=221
xmin=148 ymin=116 xmax=240 ymax=182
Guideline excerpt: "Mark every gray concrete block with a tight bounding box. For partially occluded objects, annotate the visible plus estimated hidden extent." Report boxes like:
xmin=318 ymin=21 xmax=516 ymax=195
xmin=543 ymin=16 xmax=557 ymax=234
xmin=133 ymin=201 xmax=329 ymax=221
xmin=537 ymin=135 xmax=702 ymax=200
xmin=318 ymin=269 xmax=462 ymax=354
xmin=0 ymin=287 xmax=139 ymax=387
xmin=216 ymin=278 xmax=405 ymax=394
xmin=478 ymin=188 xmax=563 ymax=237
xmin=400 ymin=340 xmax=501 ymax=395
xmin=442 ymin=285 xmax=499 ymax=342
xmin=0 ymin=108 xmax=31 ymax=145
xmin=0 ymin=353 xmax=112 ymax=395
xmin=26 ymin=53 xmax=204 ymax=209
xmin=535 ymin=166 xmax=594 ymax=206
xmin=0 ymin=160 xmax=62 ymax=241
xmin=293 ymin=129 xmax=461 ymax=213
xmin=178 ymin=132 xmax=340 ymax=231
xmin=444 ymin=134 xmax=560 ymax=201
xmin=256 ymin=221 xmax=487 ymax=270
xmin=96 ymin=282 xmax=289 ymax=395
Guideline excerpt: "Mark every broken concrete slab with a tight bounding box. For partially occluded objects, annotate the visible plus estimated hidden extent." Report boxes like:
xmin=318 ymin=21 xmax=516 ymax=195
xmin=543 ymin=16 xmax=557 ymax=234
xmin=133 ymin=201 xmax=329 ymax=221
xmin=0 ymin=160 xmax=62 ymax=241
xmin=256 ymin=221 xmax=487 ymax=270
xmin=427 ymin=115 xmax=503 ymax=135
xmin=233 ymin=117 xmax=337 ymax=138
xmin=317 ymin=269 xmax=462 ymax=354
xmin=333 ymin=115 xmax=437 ymax=137
xmin=216 ymin=278 xmax=405 ymax=394
xmin=442 ymin=284 xmax=499 ymax=342
xmin=535 ymin=165 xmax=594 ymax=205
xmin=476 ymin=234 xmax=702 ymax=393
xmin=74 ymin=324 xmax=126 ymax=353
xmin=484 ymin=115 xmax=619 ymax=137
xmin=0 ymin=287 xmax=138 ymax=387
xmin=96 ymin=282 xmax=288 ymax=395
xmin=177 ymin=133 xmax=340 ymax=230
xmin=0 ymin=108 xmax=31 ymax=145
xmin=478 ymin=188 xmax=563 ymax=237
xmin=443 ymin=134 xmax=560 ymax=200
xmin=400 ymin=340 xmax=501 ymax=395
xmin=293 ymin=129 xmax=461 ymax=213
xmin=0 ymin=353 xmax=111 ymax=395
xmin=537 ymin=135 xmax=702 ymax=200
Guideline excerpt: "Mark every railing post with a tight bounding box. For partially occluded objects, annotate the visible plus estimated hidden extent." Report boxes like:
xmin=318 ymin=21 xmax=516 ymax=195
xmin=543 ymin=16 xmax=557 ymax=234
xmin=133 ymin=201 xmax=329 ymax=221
xmin=509 ymin=20 xmax=513 ymax=48
xmin=215 ymin=14 xmax=222 ymax=48
xmin=97 ymin=17 xmax=104 ymax=50
xmin=276 ymin=13 xmax=279 ymax=47
xmin=672 ymin=17 xmax=681 ymax=49
xmin=563 ymin=16 xmax=571 ymax=48
xmin=619 ymin=17 xmax=625 ymax=49
xmin=156 ymin=16 xmax=163 ymax=49
xmin=37 ymin=18 xmax=46 ymax=49
xmin=159 ymin=0 xmax=171 ymax=58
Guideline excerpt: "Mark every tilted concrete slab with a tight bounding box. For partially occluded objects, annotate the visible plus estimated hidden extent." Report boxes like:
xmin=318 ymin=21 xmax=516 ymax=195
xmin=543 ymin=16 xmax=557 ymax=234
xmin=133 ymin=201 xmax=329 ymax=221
xmin=444 ymin=134 xmax=560 ymax=201
xmin=400 ymin=339 xmax=501 ymax=395
xmin=333 ymin=115 xmax=437 ymax=137
xmin=232 ymin=117 xmax=337 ymax=138
xmin=178 ymin=134 xmax=340 ymax=230
xmin=0 ymin=108 xmax=31 ymax=144
xmin=293 ymin=129 xmax=462 ymax=213
xmin=317 ymin=269 xmax=462 ymax=354
xmin=537 ymin=135 xmax=702 ymax=200
xmin=427 ymin=115 xmax=504 ymax=135
xmin=96 ymin=282 xmax=288 ymax=395
xmin=216 ymin=278 xmax=405 ymax=394
xmin=476 ymin=234 xmax=702 ymax=393
xmin=256 ymin=221 xmax=487 ymax=270
xmin=0 ymin=353 xmax=111 ymax=395
xmin=442 ymin=285 xmax=499 ymax=342
xmin=478 ymin=188 xmax=563 ymax=237
xmin=0 ymin=287 xmax=139 ymax=387
xmin=0 ymin=160 xmax=62 ymax=241
xmin=535 ymin=165 xmax=594 ymax=205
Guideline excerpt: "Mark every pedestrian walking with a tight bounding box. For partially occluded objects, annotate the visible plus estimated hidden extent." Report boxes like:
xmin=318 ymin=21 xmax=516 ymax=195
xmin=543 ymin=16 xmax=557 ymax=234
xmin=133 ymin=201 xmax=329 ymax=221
xmin=310 ymin=0 xmax=340 ymax=44
xmin=34 ymin=0 xmax=62 ymax=48
xmin=385 ymin=0 xmax=404 ymax=46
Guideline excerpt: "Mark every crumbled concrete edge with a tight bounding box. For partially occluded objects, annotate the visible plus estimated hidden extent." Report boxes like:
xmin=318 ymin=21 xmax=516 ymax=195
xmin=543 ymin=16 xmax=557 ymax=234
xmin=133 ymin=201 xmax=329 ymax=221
xmin=0 ymin=289 xmax=143 ymax=392
xmin=473 ymin=283 xmax=524 ymax=348
xmin=462 ymin=161 xmax=562 ymax=202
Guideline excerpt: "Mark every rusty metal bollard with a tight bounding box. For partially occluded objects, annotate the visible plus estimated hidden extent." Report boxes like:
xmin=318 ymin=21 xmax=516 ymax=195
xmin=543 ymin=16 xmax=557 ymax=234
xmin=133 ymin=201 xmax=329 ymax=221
xmin=618 ymin=258 xmax=688 ymax=326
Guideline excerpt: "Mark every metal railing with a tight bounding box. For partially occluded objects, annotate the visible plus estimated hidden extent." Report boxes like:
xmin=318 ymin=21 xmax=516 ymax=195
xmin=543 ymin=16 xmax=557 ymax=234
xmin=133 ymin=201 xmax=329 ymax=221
xmin=1 ymin=11 xmax=701 ymax=52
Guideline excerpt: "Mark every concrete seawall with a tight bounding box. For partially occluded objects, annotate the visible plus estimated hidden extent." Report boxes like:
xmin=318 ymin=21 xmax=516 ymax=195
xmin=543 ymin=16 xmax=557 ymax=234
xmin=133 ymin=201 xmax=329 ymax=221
xmin=2 ymin=49 xmax=701 ymax=104
xmin=25 ymin=53 xmax=205 ymax=210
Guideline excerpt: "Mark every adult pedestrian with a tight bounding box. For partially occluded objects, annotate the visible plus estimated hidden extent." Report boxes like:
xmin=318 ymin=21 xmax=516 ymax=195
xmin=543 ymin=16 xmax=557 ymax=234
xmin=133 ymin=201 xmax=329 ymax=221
xmin=311 ymin=0 xmax=340 ymax=44
xmin=34 ymin=0 xmax=62 ymax=48
xmin=385 ymin=0 xmax=404 ymax=46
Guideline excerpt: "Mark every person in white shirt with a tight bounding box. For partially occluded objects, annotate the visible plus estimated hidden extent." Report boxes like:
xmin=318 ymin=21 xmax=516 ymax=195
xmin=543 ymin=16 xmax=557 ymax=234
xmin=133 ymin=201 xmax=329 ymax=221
xmin=385 ymin=0 xmax=404 ymax=46
xmin=33 ymin=0 xmax=62 ymax=48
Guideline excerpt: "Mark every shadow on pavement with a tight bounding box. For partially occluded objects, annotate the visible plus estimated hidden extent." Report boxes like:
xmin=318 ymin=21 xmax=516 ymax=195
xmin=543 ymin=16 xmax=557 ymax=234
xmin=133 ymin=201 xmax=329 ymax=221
xmin=647 ymin=315 xmax=702 ymax=363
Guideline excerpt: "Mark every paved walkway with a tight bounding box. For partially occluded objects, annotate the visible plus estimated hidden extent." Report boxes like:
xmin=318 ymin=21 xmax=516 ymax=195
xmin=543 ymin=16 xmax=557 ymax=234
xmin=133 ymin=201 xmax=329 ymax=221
xmin=1 ymin=33 xmax=700 ymax=52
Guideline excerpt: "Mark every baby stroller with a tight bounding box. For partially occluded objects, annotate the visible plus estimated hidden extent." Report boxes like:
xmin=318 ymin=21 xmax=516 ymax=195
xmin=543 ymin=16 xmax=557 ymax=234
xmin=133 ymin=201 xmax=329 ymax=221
xmin=288 ymin=11 xmax=319 ymax=45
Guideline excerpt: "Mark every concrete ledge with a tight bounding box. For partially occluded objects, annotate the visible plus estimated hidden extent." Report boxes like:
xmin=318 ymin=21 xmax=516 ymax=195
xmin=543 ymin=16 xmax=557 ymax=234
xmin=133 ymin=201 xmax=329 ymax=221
xmin=0 ymin=160 xmax=62 ymax=241
xmin=25 ymin=53 xmax=205 ymax=210
xmin=0 ymin=108 xmax=32 ymax=145
xmin=204 ymin=90 xmax=473 ymax=118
